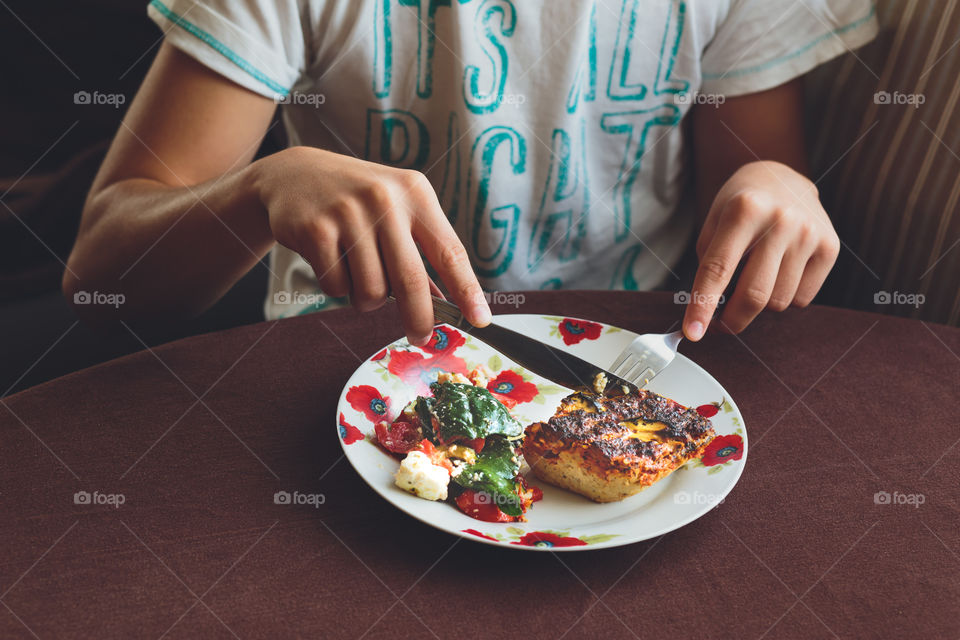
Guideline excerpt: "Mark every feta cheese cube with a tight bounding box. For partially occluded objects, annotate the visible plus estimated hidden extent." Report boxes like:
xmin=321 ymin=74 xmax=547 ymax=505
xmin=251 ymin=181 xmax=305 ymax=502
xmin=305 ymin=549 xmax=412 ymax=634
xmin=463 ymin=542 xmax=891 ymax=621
xmin=395 ymin=451 xmax=449 ymax=501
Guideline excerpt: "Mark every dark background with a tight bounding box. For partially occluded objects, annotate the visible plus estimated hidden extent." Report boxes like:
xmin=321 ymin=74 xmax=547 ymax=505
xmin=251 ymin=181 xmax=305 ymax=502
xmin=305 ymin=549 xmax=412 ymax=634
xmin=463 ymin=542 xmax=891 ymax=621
xmin=0 ymin=1 xmax=275 ymax=394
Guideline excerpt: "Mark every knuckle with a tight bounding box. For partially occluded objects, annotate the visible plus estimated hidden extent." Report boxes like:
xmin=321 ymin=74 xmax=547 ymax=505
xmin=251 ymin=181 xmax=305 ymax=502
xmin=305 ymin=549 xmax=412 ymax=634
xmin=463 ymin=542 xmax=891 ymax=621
xmin=728 ymin=190 xmax=763 ymax=215
xmin=731 ymin=190 xmax=761 ymax=209
xmin=795 ymin=219 xmax=814 ymax=244
xmin=398 ymin=169 xmax=431 ymax=193
xmin=283 ymin=214 xmax=330 ymax=254
xmin=393 ymin=265 xmax=428 ymax=297
xmin=698 ymin=257 xmax=734 ymax=284
xmin=767 ymin=296 xmax=791 ymax=312
xmin=301 ymin=214 xmax=333 ymax=241
xmin=361 ymin=181 xmax=395 ymax=211
xmin=283 ymin=145 xmax=314 ymax=164
xmin=823 ymin=233 xmax=841 ymax=258
xmin=446 ymin=269 xmax=483 ymax=306
xmin=769 ymin=206 xmax=793 ymax=228
xmin=739 ymin=286 xmax=769 ymax=312
xmin=455 ymin=282 xmax=484 ymax=308
xmin=353 ymin=280 xmax=389 ymax=308
xmin=439 ymin=242 xmax=471 ymax=272
xmin=330 ymin=196 xmax=361 ymax=223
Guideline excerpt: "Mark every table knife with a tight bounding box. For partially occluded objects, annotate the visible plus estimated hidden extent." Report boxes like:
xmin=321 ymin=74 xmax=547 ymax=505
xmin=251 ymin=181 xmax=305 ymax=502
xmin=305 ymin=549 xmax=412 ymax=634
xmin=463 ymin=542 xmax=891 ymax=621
xmin=425 ymin=295 xmax=638 ymax=396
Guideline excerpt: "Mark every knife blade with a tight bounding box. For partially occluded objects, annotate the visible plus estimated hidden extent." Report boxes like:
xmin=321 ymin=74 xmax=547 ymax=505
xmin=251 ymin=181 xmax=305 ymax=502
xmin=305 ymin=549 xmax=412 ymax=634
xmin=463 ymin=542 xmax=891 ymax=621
xmin=426 ymin=296 xmax=638 ymax=396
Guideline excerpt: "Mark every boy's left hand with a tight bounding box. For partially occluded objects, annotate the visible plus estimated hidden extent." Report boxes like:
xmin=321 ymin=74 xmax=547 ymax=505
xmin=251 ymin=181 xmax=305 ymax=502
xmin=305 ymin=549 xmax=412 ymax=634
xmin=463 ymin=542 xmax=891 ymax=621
xmin=683 ymin=160 xmax=840 ymax=340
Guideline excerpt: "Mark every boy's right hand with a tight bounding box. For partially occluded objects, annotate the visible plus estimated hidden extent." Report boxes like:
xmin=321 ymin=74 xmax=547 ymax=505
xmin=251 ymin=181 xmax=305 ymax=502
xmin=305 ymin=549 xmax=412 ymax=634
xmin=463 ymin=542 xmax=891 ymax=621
xmin=251 ymin=146 xmax=490 ymax=345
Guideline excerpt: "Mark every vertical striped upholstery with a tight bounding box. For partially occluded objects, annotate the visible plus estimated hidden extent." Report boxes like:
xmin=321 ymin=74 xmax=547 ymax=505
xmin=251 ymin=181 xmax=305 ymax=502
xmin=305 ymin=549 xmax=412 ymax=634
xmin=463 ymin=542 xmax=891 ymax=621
xmin=806 ymin=0 xmax=960 ymax=325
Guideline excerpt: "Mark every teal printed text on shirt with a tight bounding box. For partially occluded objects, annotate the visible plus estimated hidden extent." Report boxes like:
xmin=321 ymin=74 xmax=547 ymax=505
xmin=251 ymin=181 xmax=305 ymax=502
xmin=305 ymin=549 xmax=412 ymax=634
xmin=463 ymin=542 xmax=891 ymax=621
xmin=607 ymin=0 xmax=648 ymax=101
xmin=367 ymin=0 xmax=693 ymax=285
xmin=468 ymin=126 xmax=526 ymax=277
xmin=527 ymin=119 xmax=590 ymax=271
xmin=600 ymin=105 xmax=681 ymax=242
xmin=400 ymin=0 xmax=452 ymax=98
xmin=566 ymin=2 xmax=598 ymax=114
xmin=463 ymin=0 xmax=516 ymax=114
xmin=365 ymin=109 xmax=431 ymax=169
xmin=654 ymin=1 xmax=689 ymax=96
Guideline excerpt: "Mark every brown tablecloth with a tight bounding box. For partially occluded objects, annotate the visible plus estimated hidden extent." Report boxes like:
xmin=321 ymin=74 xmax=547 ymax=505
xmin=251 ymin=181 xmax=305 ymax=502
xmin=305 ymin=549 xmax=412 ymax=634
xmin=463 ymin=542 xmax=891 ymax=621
xmin=1 ymin=291 xmax=958 ymax=639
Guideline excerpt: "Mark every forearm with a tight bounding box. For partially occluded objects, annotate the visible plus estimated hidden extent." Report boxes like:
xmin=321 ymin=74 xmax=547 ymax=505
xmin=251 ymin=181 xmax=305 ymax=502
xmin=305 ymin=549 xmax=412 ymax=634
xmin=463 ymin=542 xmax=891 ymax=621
xmin=64 ymin=161 xmax=273 ymax=325
xmin=692 ymin=80 xmax=809 ymax=221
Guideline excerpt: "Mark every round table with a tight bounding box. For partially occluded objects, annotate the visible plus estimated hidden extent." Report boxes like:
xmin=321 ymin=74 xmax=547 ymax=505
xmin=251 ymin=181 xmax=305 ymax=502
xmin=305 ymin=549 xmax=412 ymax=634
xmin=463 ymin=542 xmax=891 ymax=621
xmin=1 ymin=291 xmax=957 ymax=639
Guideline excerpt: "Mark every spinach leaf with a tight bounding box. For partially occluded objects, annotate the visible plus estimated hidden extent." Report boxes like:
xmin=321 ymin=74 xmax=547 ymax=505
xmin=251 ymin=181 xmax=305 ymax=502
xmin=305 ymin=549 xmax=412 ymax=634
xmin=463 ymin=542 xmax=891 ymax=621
xmin=414 ymin=397 xmax=436 ymax=441
xmin=452 ymin=435 xmax=523 ymax=516
xmin=429 ymin=382 xmax=523 ymax=441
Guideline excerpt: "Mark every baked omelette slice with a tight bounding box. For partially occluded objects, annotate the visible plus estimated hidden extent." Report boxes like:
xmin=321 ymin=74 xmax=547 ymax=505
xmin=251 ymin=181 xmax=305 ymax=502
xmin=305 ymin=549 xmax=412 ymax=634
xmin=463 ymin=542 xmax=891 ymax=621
xmin=523 ymin=390 xmax=716 ymax=503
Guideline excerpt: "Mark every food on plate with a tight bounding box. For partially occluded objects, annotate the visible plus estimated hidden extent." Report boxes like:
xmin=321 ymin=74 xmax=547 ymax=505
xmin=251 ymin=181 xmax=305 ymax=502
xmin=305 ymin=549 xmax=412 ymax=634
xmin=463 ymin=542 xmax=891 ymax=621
xmin=376 ymin=368 xmax=541 ymax=522
xmin=394 ymin=451 xmax=451 ymax=501
xmin=523 ymin=389 xmax=716 ymax=503
xmin=378 ymin=362 xmax=717 ymax=515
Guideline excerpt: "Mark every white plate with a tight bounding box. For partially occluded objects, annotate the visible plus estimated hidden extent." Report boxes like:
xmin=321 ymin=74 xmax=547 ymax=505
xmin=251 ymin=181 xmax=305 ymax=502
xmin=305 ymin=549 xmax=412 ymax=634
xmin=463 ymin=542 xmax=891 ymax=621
xmin=336 ymin=314 xmax=747 ymax=551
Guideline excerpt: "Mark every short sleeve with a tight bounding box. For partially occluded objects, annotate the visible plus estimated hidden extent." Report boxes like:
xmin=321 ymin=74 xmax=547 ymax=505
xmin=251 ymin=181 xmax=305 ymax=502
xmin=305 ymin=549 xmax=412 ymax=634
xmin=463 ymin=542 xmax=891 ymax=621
xmin=147 ymin=0 xmax=308 ymax=99
xmin=700 ymin=0 xmax=877 ymax=96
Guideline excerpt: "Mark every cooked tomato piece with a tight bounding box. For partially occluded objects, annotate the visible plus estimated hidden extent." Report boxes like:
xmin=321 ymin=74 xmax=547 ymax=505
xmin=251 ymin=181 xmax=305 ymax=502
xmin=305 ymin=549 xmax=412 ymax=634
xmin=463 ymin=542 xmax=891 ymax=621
xmin=374 ymin=420 xmax=422 ymax=454
xmin=466 ymin=438 xmax=485 ymax=453
xmin=415 ymin=439 xmax=455 ymax=473
xmin=454 ymin=490 xmax=518 ymax=523
xmin=418 ymin=439 xmax=437 ymax=455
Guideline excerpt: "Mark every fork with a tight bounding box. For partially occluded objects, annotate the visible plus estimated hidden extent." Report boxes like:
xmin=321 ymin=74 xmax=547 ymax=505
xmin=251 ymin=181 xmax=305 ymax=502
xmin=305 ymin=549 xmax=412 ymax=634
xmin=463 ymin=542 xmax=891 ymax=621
xmin=608 ymin=330 xmax=684 ymax=388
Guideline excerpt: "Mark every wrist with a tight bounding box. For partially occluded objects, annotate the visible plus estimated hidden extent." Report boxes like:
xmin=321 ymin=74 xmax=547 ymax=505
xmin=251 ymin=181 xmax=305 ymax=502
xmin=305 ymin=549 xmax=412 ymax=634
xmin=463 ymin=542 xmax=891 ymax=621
xmin=210 ymin=157 xmax=275 ymax=252
xmin=729 ymin=160 xmax=818 ymax=198
xmin=245 ymin=152 xmax=273 ymax=210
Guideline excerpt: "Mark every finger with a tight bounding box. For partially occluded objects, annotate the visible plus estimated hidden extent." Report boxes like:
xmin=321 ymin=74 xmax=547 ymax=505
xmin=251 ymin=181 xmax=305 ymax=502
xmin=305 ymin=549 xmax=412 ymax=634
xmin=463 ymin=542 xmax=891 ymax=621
xmin=683 ymin=212 xmax=756 ymax=341
xmin=794 ymin=239 xmax=839 ymax=306
xmin=379 ymin=222 xmax=435 ymax=346
xmin=767 ymin=247 xmax=807 ymax=312
xmin=296 ymin=221 xmax=350 ymax=299
xmin=343 ymin=228 xmax=389 ymax=313
xmin=695 ymin=218 xmax=718 ymax=260
xmin=413 ymin=210 xmax=490 ymax=327
xmin=695 ymin=188 xmax=731 ymax=258
xmin=719 ymin=234 xmax=788 ymax=334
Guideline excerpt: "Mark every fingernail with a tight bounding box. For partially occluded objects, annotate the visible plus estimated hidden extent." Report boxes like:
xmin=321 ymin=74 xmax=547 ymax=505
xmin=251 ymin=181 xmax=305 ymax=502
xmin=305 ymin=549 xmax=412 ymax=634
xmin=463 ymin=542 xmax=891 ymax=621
xmin=471 ymin=304 xmax=492 ymax=326
xmin=686 ymin=321 xmax=705 ymax=341
xmin=409 ymin=334 xmax=431 ymax=347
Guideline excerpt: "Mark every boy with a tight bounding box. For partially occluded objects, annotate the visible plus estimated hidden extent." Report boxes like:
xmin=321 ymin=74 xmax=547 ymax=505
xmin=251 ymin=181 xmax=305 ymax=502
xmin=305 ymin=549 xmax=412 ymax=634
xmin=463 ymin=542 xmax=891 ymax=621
xmin=64 ymin=0 xmax=877 ymax=346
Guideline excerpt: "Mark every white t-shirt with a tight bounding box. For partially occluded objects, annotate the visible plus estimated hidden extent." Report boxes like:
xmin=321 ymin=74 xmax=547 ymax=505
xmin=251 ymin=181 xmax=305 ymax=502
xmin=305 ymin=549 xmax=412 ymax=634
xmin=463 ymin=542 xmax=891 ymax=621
xmin=147 ymin=0 xmax=877 ymax=319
